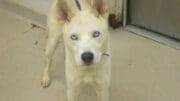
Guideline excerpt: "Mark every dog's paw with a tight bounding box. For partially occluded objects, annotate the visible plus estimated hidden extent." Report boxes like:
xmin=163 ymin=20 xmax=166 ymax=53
xmin=41 ymin=75 xmax=50 ymax=88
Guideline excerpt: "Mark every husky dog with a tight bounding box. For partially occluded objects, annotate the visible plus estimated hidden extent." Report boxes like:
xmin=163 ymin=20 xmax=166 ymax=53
xmin=41 ymin=0 xmax=111 ymax=101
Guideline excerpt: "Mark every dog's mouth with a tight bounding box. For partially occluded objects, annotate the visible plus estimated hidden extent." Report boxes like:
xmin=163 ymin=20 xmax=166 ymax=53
xmin=80 ymin=63 xmax=96 ymax=70
xmin=82 ymin=61 xmax=95 ymax=66
xmin=102 ymin=53 xmax=110 ymax=56
xmin=83 ymin=62 xmax=93 ymax=66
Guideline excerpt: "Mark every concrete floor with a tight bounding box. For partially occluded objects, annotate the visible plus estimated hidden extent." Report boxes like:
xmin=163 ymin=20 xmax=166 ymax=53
xmin=0 ymin=9 xmax=180 ymax=101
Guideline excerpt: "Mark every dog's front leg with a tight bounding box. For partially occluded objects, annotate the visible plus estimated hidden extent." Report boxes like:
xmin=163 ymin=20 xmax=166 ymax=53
xmin=41 ymin=34 xmax=60 ymax=88
xmin=67 ymin=87 xmax=76 ymax=101
xmin=98 ymin=87 xmax=109 ymax=101
xmin=67 ymin=82 xmax=80 ymax=101
xmin=94 ymin=82 xmax=109 ymax=101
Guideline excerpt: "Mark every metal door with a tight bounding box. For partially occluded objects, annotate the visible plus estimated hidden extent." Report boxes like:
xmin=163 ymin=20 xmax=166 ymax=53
xmin=128 ymin=0 xmax=180 ymax=40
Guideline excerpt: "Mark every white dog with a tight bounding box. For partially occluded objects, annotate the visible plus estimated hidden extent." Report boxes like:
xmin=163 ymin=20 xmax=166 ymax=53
xmin=41 ymin=0 xmax=111 ymax=101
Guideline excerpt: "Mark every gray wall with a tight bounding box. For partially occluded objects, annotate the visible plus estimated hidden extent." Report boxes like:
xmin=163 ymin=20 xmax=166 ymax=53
xmin=8 ymin=0 xmax=53 ymax=15
xmin=2 ymin=0 xmax=123 ymax=27
xmin=7 ymin=0 xmax=123 ymax=16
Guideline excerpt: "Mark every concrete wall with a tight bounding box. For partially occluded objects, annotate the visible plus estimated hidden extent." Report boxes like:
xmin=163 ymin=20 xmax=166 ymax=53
xmin=8 ymin=0 xmax=53 ymax=15
xmin=7 ymin=0 xmax=123 ymax=16
xmin=2 ymin=0 xmax=123 ymax=26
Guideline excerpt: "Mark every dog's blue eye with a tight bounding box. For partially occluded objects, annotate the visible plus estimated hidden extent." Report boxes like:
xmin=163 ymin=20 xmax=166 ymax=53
xmin=70 ymin=34 xmax=78 ymax=40
xmin=93 ymin=31 xmax=101 ymax=38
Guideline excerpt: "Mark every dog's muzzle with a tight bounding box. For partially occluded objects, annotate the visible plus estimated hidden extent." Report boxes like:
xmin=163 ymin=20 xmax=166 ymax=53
xmin=81 ymin=52 xmax=94 ymax=65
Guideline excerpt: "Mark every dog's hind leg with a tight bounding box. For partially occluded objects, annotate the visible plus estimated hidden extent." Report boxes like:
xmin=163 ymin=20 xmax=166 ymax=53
xmin=41 ymin=33 xmax=61 ymax=88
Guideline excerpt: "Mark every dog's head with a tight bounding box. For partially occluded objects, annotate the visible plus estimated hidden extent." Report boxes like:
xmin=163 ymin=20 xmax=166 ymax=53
xmin=57 ymin=0 xmax=109 ymax=67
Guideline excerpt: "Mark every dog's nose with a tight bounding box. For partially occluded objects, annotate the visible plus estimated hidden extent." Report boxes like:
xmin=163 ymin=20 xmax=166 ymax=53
xmin=81 ymin=52 xmax=94 ymax=65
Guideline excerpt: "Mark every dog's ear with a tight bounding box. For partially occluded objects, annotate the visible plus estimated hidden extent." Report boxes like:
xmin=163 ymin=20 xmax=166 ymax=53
xmin=92 ymin=0 xmax=109 ymax=18
xmin=56 ymin=0 xmax=74 ymax=22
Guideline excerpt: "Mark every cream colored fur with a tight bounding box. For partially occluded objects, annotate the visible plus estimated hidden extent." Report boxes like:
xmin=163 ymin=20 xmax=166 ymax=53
xmin=41 ymin=0 xmax=111 ymax=101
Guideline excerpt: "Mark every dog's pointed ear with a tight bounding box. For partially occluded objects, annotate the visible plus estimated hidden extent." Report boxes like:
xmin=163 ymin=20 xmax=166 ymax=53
xmin=56 ymin=0 xmax=74 ymax=22
xmin=92 ymin=0 xmax=109 ymax=18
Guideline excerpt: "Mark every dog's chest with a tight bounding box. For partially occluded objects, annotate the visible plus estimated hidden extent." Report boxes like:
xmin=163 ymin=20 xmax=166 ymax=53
xmin=79 ymin=70 xmax=97 ymax=84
